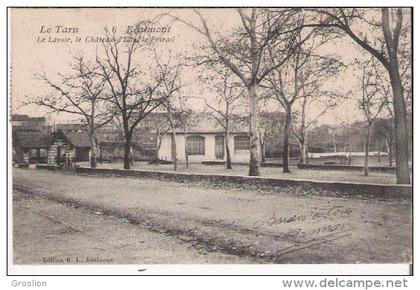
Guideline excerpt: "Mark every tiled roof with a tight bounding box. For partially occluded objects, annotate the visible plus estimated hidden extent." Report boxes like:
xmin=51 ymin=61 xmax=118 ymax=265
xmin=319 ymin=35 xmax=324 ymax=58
xmin=64 ymin=131 xmax=92 ymax=147
xmin=14 ymin=131 xmax=50 ymax=148
xmin=11 ymin=114 xmax=30 ymax=121
xmin=56 ymin=123 xmax=87 ymax=132
xmin=172 ymin=113 xmax=249 ymax=134
xmin=172 ymin=111 xmax=284 ymax=135
xmin=12 ymin=114 xmax=45 ymax=122
xmin=13 ymin=125 xmax=53 ymax=132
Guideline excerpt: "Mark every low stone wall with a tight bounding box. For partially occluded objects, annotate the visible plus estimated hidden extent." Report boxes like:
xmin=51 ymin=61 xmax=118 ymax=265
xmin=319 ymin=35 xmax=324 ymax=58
xmin=35 ymin=164 xmax=62 ymax=171
xmin=297 ymin=163 xmax=399 ymax=173
xmin=73 ymin=166 xmax=412 ymax=199
xmin=201 ymin=160 xmax=226 ymax=165
xmin=202 ymin=161 xmax=284 ymax=167
xmin=17 ymin=163 xmax=29 ymax=168
xmin=260 ymin=162 xmax=283 ymax=168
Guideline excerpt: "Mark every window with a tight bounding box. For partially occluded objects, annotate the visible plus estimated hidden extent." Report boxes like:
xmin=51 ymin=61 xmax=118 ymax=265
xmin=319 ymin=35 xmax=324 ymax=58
xmin=234 ymin=135 xmax=250 ymax=151
xmin=29 ymin=149 xmax=38 ymax=157
xmin=40 ymin=148 xmax=48 ymax=157
xmin=186 ymin=136 xmax=205 ymax=155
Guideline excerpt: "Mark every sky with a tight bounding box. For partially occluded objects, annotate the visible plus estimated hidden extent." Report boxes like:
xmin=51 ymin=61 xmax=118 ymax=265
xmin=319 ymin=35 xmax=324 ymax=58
xmin=9 ymin=8 xmax=378 ymax=126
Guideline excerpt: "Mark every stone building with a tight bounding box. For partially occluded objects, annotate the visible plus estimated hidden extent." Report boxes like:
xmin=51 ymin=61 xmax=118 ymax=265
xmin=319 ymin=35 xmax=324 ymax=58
xmin=48 ymin=130 xmax=94 ymax=165
xmin=12 ymin=130 xmax=50 ymax=163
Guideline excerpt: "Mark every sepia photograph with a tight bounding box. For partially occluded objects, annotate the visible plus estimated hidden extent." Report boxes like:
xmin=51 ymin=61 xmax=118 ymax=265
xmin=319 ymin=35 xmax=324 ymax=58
xmin=7 ymin=6 xmax=413 ymax=275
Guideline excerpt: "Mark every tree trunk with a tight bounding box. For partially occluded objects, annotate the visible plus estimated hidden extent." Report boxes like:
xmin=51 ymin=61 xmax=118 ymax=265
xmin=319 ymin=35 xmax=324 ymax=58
xmin=303 ymin=138 xmax=308 ymax=164
xmin=166 ymin=104 xmax=178 ymax=171
xmin=260 ymin=135 xmax=266 ymax=163
xmin=123 ymin=135 xmax=132 ymax=170
xmin=382 ymin=8 xmax=410 ymax=184
xmin=184 ymin=135 xmax=189 ymax=169
xmin=299 ymin=96 xmax=308 ymax=165
xmin=386 ymin=138 xmax=393 ymax=166
xmin=299 ymin=142 xmax=308 ymax=164
xmin=388 ymin=64 xmax=410 ymax=183
xmin=377 ymin=147 xmax=382 ymax=163
xmin=247 ymin=84 xmax=260 ymax=176
xmin=299 ymin=143 xmax=304 ymax=164
xmin=283 ymin=109 xmax=292 ymax=173
xmin=89 ymin=104 xmax=97 ymax=168
xmin=332 ymin=132 xmax=337 ymax=153
xmin=90 ymin=132 xmax=97 ymax=168
xmin=183 ymin=127 xmax=189 ymax=168
xmin=171 ymin=132 xmax=177 ymax=171
xmin=348 ymin=142 xmax=353 ymax=165
xmin=130 ymin=147 xmax=134 ymax=166
xmin=225 ymin=129 xmax=232 ymax=170
xmin=364 ymin=124 xmax=371 ymax=176
xmin=298 ymin=130 xmax=308 ymax=164
xmin=155 ymin=132 xmax=162 ymax=163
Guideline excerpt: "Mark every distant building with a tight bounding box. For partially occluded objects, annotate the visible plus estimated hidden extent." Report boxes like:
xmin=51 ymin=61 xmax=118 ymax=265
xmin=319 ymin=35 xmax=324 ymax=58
xmin=158 ymin=113 xmax=250 ymax=163
xmin=12 ymin=112 xmax=301 ymax=165
xmin=11 ymin=114 xmax=51 ymax=163
xmin=12 ymin=130 xmax=50 ymax=163
xmin=55 ymin=123 xmax=87 ymax=133
xmin=95 ymin=115 xmax=159 ymax=161
xmin=48 ymin=130 xmax=94 ymax=165
xmin=11 ymin=114 xmax=46 ymax=131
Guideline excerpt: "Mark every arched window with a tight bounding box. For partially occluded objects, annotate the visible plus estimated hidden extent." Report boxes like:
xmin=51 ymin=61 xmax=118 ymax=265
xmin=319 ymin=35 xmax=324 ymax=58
xmin=234 ymin=135 xmax=250 ymax=152
xmin=186 ymin=135 xmax=205 ymax=155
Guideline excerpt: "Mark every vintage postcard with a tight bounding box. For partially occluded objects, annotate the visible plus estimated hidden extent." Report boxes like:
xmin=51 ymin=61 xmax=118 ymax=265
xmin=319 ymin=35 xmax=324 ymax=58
xmin=8 ymin=7 xmax=412 ymax=276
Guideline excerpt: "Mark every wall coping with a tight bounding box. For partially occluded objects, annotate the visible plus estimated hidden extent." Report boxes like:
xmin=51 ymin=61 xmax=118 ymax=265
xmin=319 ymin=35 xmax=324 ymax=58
xmin=297 ymin=163 xmax=406 ymax=173
xmin=72 ymin=166 xmax=412 ymax=199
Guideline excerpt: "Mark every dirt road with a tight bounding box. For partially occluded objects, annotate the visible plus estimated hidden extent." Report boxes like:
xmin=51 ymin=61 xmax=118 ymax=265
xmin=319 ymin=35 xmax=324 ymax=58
xmin=13 ymin=187 xmax=252 ymax=264
xmin=12 ymin=168 xmax=412 ymax=264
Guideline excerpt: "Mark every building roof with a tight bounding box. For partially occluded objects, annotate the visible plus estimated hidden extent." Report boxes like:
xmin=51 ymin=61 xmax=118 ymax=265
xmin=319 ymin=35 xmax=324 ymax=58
xmin=12 ymin=114 xmax=45 ymax=122
xmin=56 ymin=123 xmax=87 ymax=132
xmin=14 ymin=131 xmax=50 ymax=149
xmin=11 ymin=114 xmax=30 ymax=121
xmin=13 ymin=125 xmax=53 ymax=132
xmin=171 ymin=112 xmax=249 ymax=135
xmin=64 ymin=131 xmax=92 ymax=147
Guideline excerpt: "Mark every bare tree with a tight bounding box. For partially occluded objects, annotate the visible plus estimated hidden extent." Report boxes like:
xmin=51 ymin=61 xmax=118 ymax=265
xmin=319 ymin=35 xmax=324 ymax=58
xmin=258 ymin=109 xmax=283 ymax=163
xmin=373 ymin=117 xmax=394 ymax=167
xmin=200 ymin=67 xmax=244 ymax=169
xmin=290 ymin=54 xmax=343 ymax=164
xmin=30 ymin=56 xmax=115 ymax=168
xmin=293 ymin=95 xmax=340 ymax=164
xmin=178 ymin=103 xmax=196 ymax=169
xmin=161 ymin=98 xmax=190 ymax=170
xmin=141 ymin=112 xmax=170 ymax=163
xmin=357 ymin=57 xmax=387 ymax=176
xmin=95 ymin=28 xmax=167 ymax=169
xmin=165 ymin=101 xmax=179 ymax=170
xmin=371 ymin=62 xmax=396 ymax=167
xmin=305 ymin=8 xmax=411 ymax=183
xmin=153 ymin=51 xmax=185 ymax=170
xmin=170 ymin=8 xmax=312 ymax=176
xmin=262 ymin=39 xmax=315 ymax=173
